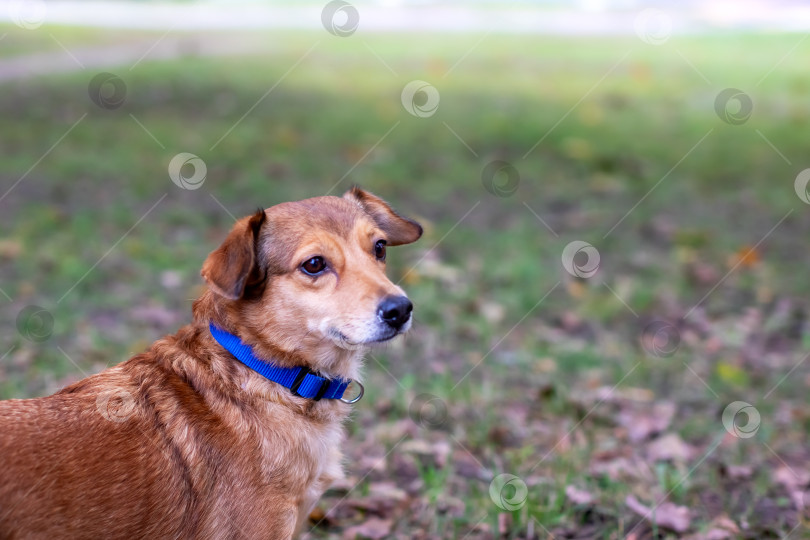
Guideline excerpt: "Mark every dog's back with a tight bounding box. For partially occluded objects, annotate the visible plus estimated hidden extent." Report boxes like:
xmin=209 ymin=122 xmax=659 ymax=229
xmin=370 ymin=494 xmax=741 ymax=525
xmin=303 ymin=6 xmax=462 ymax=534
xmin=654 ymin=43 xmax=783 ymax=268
xmin=0 ymin=335 xmax=299 ymax=539
xmin=0 ymin=360 xmax=188 ymax=538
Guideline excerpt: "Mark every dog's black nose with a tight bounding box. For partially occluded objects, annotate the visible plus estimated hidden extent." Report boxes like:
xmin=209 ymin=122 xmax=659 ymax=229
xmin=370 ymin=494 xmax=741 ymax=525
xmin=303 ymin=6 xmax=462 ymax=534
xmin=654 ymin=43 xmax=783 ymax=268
xmin=378 ymin=295 xmax=413 ymax=330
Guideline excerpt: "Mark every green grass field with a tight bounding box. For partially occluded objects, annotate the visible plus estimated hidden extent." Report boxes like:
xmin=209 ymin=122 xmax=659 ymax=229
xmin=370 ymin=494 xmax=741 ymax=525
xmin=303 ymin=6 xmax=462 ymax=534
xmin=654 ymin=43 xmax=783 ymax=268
xmin=2 ymin=23 xmax=810 ymax=538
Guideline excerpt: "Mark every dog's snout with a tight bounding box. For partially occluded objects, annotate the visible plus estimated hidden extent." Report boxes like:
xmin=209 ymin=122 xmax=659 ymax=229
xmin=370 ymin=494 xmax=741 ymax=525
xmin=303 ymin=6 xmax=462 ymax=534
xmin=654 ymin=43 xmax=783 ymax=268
xmin=378 ymin=295 xmax=413 ymax=330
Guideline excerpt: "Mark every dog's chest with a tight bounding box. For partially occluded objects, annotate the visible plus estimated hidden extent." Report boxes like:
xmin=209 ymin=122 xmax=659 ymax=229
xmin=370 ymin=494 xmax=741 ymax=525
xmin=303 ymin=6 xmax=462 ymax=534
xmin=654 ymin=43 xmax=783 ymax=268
xmin=252 ymin=404 xmax=347 ymax=488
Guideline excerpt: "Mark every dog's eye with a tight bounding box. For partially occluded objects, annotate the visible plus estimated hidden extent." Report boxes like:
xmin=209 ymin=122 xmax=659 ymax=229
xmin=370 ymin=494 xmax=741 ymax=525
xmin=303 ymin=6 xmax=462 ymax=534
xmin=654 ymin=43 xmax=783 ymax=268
xmin=374 ymin=240 xmax=387 ymax=261
xmin=301 ymin=256 xmax=326 ymax=276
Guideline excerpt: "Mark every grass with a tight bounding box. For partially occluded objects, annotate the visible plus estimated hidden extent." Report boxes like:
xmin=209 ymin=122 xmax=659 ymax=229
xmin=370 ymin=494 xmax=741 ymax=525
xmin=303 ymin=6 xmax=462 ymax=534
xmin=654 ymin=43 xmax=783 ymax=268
xmin=2 ymin=24 xmax=809 ymax=538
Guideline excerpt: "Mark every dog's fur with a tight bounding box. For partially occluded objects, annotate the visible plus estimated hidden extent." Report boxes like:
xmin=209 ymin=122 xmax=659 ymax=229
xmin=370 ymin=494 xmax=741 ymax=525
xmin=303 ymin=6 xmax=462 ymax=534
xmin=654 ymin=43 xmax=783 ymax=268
xmin=0 ymin=188 xmax=421 ymax=539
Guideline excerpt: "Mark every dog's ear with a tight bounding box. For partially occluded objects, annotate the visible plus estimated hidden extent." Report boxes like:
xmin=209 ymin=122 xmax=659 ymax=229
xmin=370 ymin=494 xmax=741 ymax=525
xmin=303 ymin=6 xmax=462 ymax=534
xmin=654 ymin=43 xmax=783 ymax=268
xmin=201 ymin=209 xmax=266 ymax=300
xmin=343 ymin=187 xmax=422 ymax=246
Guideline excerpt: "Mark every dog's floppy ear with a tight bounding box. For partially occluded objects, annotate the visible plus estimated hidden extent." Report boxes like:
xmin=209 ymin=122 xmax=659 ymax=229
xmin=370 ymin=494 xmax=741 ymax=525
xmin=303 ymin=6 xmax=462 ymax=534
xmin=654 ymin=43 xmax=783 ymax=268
xmin=343 ymin=187 xmax=422 ymax=246
xmin=201 ymin=209 xmax=266 ymax=300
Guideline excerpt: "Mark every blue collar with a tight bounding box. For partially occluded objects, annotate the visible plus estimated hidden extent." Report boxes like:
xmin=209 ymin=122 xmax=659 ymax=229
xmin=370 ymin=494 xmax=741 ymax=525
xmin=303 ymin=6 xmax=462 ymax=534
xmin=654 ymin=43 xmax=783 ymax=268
xmin=209 ymin=323 xmax=360 ymax=402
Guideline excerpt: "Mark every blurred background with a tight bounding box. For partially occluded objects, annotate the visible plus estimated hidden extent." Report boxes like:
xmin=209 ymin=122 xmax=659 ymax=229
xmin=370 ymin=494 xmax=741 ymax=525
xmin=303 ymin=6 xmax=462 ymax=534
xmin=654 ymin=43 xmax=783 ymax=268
xmin=2 ymin=0 xmax=810 ymax=538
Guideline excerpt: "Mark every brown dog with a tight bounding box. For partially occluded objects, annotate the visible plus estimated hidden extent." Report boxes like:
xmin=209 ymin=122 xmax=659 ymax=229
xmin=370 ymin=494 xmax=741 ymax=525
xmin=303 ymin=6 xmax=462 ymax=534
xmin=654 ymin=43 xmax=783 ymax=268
xmin=0 ymin=188 xmax=421 ymax=539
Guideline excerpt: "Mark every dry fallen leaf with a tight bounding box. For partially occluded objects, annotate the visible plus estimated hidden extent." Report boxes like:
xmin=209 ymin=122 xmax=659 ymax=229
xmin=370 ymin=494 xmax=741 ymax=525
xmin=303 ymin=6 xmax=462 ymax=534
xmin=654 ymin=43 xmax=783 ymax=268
xmin=368 ymin=482 xmax=408 ymax=503
xmin=565 ymin=279 xmax=587 ymax=299
xmin=400 ymin=439 xmax=451 ymax=468
xmin=341 ymin=517 xmax=393 ymax=540
xmin=436 ymin=494 xmax=466 ymax=517
xmin=686 ymin=260 xmax=720 ymax=286
xmin=565 ymin=485 xmax=594 ymax=506
xmin=328 ymin=475 xmax=360 ymax=493
xmin=498 ymin=512 xmax=512 ymax=535
xmin=453 ymin=451 xmax=491 ymax=481
xmin=357 ymin=453 xmax=388 ymax=475
xmin=646 ymin=433 xmax=694 ymax=462
xmin=590 ymin=457 xmax=652 ymax=483
xmin=774 ymin=465 xmax=810 ymax=489
xmin=308 ymin=506 xmax=329 ymax=526
xmin=399 ymin=439 xmax=433 ymax=455
xmin=626 ymin=494 xmax=691 ymax=533
xmin=0 ymin=238 xmax=22 ymax=259
xmin=478 ymin=300 xmax=506 ymax=324
xmin=618 ymin=401 xmax=676 ymax=442
xmin=774 ymin=465 xmax=809 ymax=513
xmin=720 ymin=463 xmax=753 ymax=481
xmin=728 ymin=244 xmax=760 ymax=268
xmin=372 ymin=419 xmax=419 ymax=443
xmin=682 ymin=514 xmax=740 ymax=540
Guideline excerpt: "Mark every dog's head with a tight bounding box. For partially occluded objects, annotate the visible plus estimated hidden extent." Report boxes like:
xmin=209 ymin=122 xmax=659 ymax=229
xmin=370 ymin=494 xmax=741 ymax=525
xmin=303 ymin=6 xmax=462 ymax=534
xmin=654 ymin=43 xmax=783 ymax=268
xmin=199 ymin=188 xmax=422 ymax=374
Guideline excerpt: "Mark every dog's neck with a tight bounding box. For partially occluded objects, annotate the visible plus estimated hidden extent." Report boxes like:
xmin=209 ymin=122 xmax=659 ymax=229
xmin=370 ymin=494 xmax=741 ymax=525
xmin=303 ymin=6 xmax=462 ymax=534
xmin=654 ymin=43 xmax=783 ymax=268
xmin=191 ymin=292 xmax=364 ymax=383
xmin=209 ymin=322 xmax=360 ymax=401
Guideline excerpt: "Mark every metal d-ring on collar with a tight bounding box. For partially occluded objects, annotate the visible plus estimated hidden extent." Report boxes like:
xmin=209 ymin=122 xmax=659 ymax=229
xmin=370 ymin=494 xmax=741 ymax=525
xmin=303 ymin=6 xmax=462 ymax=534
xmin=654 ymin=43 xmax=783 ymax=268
xmin=339 ymin=380 xmax=365 ymax=404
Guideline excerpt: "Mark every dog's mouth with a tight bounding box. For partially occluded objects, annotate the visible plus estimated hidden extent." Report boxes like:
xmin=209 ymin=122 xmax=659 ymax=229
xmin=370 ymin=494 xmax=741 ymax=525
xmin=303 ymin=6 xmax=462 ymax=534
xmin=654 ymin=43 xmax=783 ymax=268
xmin=327 ymin=329 xmax=366 ymax=351
xmin=328 ymin=327 xmax=400 ymax=350
xmin=370 ymin=329 xmax=399 ymax=343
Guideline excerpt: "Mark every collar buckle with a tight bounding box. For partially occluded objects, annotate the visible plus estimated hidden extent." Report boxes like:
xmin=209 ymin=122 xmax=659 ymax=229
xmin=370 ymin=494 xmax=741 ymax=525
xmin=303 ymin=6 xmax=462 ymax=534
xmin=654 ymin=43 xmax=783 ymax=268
xmin=290 ymin=367 xmax=331 ymax=402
